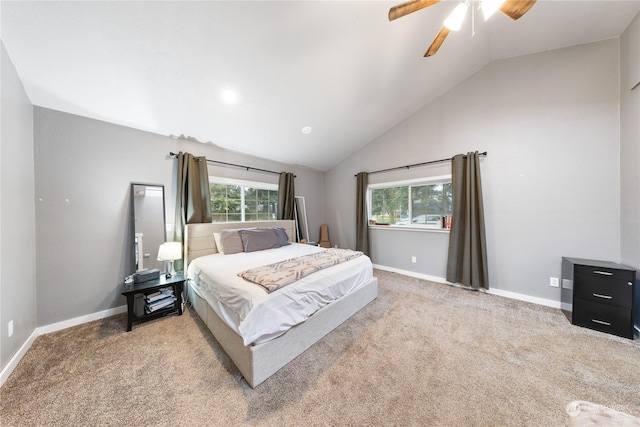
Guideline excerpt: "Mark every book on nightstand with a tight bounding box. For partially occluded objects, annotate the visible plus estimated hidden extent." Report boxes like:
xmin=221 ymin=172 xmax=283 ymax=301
xmin=144 ymin=288 xmax=176 ymax=313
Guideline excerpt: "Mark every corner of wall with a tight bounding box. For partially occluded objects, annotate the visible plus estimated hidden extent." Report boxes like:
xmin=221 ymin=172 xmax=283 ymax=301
xmin=0 ymin=42 xmax=37 ymax=375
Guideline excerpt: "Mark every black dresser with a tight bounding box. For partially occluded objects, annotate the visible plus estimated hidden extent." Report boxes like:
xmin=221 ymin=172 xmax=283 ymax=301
xmin=561 ymin=257 xmax=638 ymax=339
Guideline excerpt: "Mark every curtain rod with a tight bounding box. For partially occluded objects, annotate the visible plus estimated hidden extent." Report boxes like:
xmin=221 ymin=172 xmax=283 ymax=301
xmin=355 ymin=151 xmax=487 ymax=177
xmin=169 ymin=152 xmax=293 ymax=177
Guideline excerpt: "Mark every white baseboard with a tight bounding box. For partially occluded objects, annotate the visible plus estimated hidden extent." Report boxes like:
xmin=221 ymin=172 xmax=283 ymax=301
xmin=37 ymin=305 xmax=127 ymax=335
xmin=0 ymin=329 xmax=38 ymax=387
xmin=486 ymin=287 xmax=561 ymax=309
xmin=0 ymin=305 xmax=127 ymax=388
xmin=372 ymin=264 xmax=561 ymax=309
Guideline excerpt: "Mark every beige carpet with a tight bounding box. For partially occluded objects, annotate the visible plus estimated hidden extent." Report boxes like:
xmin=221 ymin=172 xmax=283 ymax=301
xmin=1 ymin=269 xmax=639 ymax=426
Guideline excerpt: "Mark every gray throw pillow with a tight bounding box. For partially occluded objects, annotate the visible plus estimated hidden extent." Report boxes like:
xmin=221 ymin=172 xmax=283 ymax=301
xmin=219 ymin=229 xmax=245 ymax=255
xmin=239 ymin=228 xmax=283 ymax=253
xmin=273 ymin=227 xmax=290 ymax=246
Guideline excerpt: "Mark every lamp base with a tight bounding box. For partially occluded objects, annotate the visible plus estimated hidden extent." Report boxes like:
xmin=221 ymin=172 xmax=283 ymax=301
xmin=167 ymin=260 xmax=177 ymax=278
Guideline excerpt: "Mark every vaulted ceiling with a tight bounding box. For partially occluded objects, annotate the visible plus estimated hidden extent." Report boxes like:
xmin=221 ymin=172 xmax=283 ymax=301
xmin=2 ymin=1 xmax=638 ymax=171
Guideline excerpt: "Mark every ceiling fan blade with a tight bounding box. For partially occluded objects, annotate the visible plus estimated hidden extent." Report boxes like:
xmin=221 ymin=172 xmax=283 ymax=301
xmin=499 ymin=0 xmax=537 ymax=20
xmin=424 ymin=26 xmax=450 ymax=57
xmin=389 ymin=0 xmax=442 ymax=21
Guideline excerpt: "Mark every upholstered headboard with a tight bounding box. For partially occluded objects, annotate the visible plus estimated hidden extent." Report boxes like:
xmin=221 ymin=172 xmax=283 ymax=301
xmin=184 ymin=220 xmax=296 ymax=266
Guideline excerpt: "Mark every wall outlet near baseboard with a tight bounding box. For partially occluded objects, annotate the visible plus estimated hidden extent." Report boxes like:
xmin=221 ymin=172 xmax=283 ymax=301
xmin=8 ymin=320 xmax=13 ymax=337
xmin=550 ymin=277 xmax=559 ymax=287
xmin=411 ymin=256 xmax=417 ymax=264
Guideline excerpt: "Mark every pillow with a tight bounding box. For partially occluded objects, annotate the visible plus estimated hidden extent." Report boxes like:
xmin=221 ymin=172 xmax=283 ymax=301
xmin=218 ymin=229 xmax=245 ymax=255
xmin=213 ymin=232 xmax=223 ymax=253
xmin=273 ymin=227 xmax=290 ymax=246
xmin=239 ymin=228 xmax=288 ymax=253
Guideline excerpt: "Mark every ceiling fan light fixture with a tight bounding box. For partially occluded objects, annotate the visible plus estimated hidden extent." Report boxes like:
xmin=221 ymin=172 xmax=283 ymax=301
xmin=221 ymin=88 xmax=238 ymax=104
xmin=481 ymin=0 xmax=506 ymax=20
xmin=443 ymin=2 xmax=469 ymax=31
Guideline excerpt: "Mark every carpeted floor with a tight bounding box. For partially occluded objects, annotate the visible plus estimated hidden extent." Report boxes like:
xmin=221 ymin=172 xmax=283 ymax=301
xmin=1 ymin=269 xmax=639 ymax=426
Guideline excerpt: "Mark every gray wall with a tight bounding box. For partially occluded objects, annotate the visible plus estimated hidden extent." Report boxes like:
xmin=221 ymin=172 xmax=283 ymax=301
xmin=325 ymin=39 xmax=622 ymax=303
xmin=33 ymin=107 xmax=324 ymax=326
xmin=620 ymin=12 xmax=640 ymax=270
xmin=34 ymin=108 xmax=175 ymax=326
xmin=1 ymin=43 xmax=36 ymax=370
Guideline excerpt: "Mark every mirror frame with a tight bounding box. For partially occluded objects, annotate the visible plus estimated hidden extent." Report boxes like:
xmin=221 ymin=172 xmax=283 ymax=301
xmin=294 ymin=196 xmax=309 ymax=243
xmin=130 ymin=182 xmax=166 ymax=273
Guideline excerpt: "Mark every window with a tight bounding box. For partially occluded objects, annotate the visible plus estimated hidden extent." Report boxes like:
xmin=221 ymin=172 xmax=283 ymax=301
xmin=369 ymin=177 xmax=452 ymax=228
xmin=209 ymin=178 xmax=278 ymax=222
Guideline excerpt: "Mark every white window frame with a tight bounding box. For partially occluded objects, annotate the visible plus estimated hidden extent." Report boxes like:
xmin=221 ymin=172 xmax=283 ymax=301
xmin=368 ymin=175 xmax=452 ymax=230
xmin=209 ymin=177 xmax=278 ymax=222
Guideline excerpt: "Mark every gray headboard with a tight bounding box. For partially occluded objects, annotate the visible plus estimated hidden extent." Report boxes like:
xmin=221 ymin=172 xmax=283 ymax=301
xmin=184 ymin=220 xmax=296 ymax=266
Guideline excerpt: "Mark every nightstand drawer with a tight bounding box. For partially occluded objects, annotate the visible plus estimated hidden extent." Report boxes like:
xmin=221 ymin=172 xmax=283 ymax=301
xmin=574 ymin=265 xmax=634 ymax=282
xmin=574 ymin=275 xmax=633 ymax=309
xmin=572 ymin=299 xmax=633 ymax=339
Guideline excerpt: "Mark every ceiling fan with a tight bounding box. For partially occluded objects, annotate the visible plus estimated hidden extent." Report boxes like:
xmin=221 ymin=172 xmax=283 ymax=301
xmin=389 ymin=0 xmax=537 ymax=57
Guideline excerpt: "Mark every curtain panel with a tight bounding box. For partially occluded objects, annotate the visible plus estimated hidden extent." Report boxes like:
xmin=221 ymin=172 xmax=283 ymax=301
xmin=446 ymin=152 xmax=488 ymax=290
xmin=277 ymin=172 xmax=295 ymax=220
xmin=173 ymin=151 xmax=212 ymax=271
xmin=356 ymin=172 xmax=370 ymax=256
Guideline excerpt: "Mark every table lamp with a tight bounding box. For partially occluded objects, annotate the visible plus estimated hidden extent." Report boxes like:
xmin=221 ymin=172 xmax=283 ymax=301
xmin=157 ymin=242 xmax=182 ymax=277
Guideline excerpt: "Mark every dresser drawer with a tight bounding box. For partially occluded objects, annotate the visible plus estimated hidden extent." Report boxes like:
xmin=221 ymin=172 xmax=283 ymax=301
xmin=574 ymin=264 xmax=635 ymax=282
xmin=574 ymin=275 xmax=633 ymax=309
xmin=572 ymin=299 xmax=633 ymax=339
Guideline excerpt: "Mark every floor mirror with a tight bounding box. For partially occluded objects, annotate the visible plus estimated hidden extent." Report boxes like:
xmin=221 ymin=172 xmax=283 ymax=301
xmin=294 ymin=196 xmax=310 ymax=243
xmin=131 ymin=183 xmax=166 ymax=272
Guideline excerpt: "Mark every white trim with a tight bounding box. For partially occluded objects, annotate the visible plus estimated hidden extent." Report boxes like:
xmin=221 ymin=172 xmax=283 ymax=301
xmin=0 ymin=305 xmax=127 ymax=388
xmin=369 ymin=225 xmax=450 ymax=233
xmin=368 ymin=174 xmax=451 ymax=188
xmin=372 ymin=264 xmax=561 ymax=309
xmin=37 ymin=305 xmax=127 ymax=335
xmin=373 ymin=264 xmax=449 ymax=285
xmin=0 ymin=329 xmax=38 ymax=387
xmin=486 ymin=287 xmax=561 ymax=309
xmin=209 ymin=176 xmax=278 ymax=190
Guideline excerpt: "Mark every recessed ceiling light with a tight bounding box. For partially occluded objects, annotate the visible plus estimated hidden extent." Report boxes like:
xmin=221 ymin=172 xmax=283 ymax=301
xmin=301 ymin=126 xmax=312 ymax=135
xmin=221 ymin=89 xmax=238 ymax=104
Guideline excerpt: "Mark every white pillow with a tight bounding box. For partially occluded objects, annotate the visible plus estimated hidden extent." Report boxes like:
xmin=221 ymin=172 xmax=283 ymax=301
xmin=218 ymin=229 xmax=246 ymax=255
xmin=213 ymin=232 xmax=223 ymax=254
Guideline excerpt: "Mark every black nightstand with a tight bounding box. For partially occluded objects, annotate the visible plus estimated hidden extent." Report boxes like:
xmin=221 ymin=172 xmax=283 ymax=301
xmin=561 ymin=258 xmax=638 ymax=339
xmin=121 ymin=274 xmax=184 ymax=331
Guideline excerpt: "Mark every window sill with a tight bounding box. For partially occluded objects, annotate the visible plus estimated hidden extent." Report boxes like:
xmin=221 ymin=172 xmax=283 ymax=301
xmin=368 ymin=225 xmax=450 ymax=233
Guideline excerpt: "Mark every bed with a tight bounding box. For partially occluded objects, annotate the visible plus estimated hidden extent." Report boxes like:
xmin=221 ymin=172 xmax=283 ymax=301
xmin=184 ymin=220 xmax=378 ymax=388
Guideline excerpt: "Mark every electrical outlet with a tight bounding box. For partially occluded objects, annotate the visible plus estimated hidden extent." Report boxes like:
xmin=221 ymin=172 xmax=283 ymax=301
xmin=8 ymin=320 xmax=13 ymax=337
xmin=411 ymin=256 xmax=417 ymax=264
xmin=550 ymin=277 xmax=559 ymax=287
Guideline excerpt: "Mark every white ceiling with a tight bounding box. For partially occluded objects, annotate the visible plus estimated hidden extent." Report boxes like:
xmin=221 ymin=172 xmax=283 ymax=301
xmin=2 ymin=1 xmax=638 ymax=171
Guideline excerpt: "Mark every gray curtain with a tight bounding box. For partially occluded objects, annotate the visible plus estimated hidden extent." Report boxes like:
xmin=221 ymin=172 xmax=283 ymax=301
xmin=356 ymin=172 xmax=370 ymax=256
xmin=173 ymin=151 xmax=212 ymax=272
xmin=277 ymin=172 xmax=295 ymax=220
xmin=446 ymin=152 xmax=488 ymax=290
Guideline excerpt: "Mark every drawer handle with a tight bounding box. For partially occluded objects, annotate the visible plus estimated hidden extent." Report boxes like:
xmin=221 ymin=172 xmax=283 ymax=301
xmin=591 ymin=319 xmax=612 ymax=326
xmin=592 ymin=293 xmax=612 ymax=299
xmin=593 ymin=270 xmax=613 ymax=276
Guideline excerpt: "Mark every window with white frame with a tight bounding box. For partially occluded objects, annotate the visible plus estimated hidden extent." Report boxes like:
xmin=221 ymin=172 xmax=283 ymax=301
xmin=368 ymin=176 xmax=452 ymax=228
xmin=209 ymin=177 xmax=278 ymax=222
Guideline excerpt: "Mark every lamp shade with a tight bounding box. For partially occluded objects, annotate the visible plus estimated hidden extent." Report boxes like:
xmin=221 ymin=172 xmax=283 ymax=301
xmin=157 ymin=242 xmax=182 ymax=261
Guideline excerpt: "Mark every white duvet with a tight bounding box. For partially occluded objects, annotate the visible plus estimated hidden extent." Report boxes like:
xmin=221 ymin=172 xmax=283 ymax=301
xmin=187 ymin=243 xmax=373 ymax=345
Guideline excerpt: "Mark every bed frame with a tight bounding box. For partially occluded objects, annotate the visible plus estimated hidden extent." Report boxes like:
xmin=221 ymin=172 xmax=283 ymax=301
xmin=184 ymin=220 xmax=378 ymax=388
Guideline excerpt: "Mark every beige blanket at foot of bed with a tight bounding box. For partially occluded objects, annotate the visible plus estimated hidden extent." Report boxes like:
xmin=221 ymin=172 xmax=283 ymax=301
xmin=238 ymin=248 xmax=362 ymax=292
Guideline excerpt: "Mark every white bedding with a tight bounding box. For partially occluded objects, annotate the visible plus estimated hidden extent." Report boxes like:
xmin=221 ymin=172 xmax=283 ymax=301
xmin=187 ymin=243 xmax=373 ymax=345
